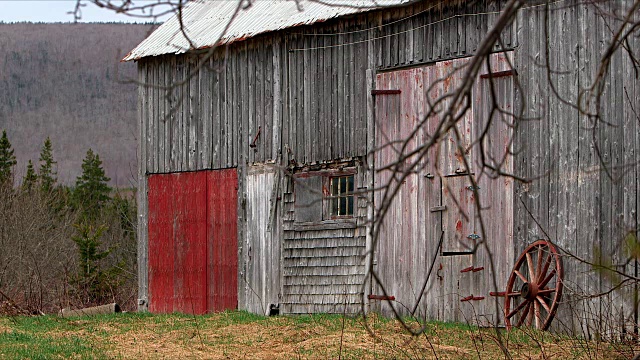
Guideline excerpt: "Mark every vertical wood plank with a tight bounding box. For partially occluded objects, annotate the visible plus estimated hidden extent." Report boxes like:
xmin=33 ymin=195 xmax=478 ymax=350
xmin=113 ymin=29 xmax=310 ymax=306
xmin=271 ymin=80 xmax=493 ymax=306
xmin=248 ymin=44 xmax=257 ymax=165
xmin=303 ymin=35 xmax=312 ymax=163
xmin=345 ymin=20 xmax=354 ymax=158
xmin=189 ymin=59 xmax=199 ymax=171
xmin=170 ymin=57 xmax=179 ymax=171
xmin=287 ymin=38 xmax=296 ymax=161
xmin=272 ymin=40 xmax=281 ymax=162
xmin=336 ymin=22 xmax=345 ymax=160
xmin=147 ymin=60 xmax=155 ymax=174
xmin=138 ymin=63 xmax=149 ymax=311
xmin=220 ymin=51 xmax=227 ymax=168
xmin=211 ymin=54 xmax=219 ymax=170
xmin=263 ymin=41 xmax=274 ymax=162
xmin=201 ymin=56 xmax=211 ymax=169
xmin=157 ymin=60 xmax=165 ymax=173
xmin=296 ymin=36 xmax=305 ymax=163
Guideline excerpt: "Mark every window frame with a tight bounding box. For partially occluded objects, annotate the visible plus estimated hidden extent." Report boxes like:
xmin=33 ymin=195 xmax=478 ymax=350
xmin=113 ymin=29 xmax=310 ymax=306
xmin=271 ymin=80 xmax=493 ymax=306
xmin=293 ymin=166 xmax=357 ymax=224
xmin=324 ymin=173 xmax=356 ymax=219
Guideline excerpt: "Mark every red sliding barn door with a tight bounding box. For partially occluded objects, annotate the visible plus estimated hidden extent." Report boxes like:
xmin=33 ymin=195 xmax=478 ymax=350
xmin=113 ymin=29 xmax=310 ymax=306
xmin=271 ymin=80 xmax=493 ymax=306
xmin=207 ymin=170 xmax=238 ymax=312
xmin=148 ymin=169 xmax=238 ymax=314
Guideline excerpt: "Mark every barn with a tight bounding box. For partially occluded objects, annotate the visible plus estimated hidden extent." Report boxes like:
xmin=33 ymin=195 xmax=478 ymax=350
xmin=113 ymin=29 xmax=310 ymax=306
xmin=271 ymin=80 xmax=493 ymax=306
xmin=124 ymin=0 xmax=639 ymax=336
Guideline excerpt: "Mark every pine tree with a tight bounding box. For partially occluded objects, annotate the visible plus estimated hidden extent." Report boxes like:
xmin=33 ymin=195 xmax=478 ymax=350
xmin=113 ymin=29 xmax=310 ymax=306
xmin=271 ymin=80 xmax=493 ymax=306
xmin=38 ymin=137 xmax=57 ymax=192
xmin=71 ymin=223 xmax=122 ymax=303
xmin=22 ymin=160 xmax=38 ymax=192
xmin=74 ymin=149 xmax=111 ymax=221
xmin=0 ymin=130 xmax=17 ymax=186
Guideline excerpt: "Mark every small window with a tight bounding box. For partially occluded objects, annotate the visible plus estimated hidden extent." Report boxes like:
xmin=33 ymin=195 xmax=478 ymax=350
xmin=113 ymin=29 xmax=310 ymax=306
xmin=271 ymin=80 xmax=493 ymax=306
xmin=294 ymin=169 xmax=357 ymax=223
xmin=329 ymin=175 xmax=355 ymax=217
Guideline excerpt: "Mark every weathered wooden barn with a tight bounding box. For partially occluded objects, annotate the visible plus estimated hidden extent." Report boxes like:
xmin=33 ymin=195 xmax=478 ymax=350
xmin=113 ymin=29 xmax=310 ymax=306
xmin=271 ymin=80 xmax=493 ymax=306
xmin=125 ymin=0 xmax=639 ymax=336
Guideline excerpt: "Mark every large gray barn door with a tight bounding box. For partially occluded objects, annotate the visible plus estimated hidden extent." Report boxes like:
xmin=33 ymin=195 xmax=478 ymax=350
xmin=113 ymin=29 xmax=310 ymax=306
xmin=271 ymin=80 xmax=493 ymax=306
xmin=373 ymin=66 xmax=444 ymax=320
xmin=374 ymin=53 xmax=515 ymax=325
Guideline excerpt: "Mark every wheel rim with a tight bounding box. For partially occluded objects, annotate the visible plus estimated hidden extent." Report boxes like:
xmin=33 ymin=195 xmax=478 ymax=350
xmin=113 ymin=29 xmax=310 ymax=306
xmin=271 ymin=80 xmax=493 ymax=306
xmin=504 ymin=240 xmax=564 ymax=330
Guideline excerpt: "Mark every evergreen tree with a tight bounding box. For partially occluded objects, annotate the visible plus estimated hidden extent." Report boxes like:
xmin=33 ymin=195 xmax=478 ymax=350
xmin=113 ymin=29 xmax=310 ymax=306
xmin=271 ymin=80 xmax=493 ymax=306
xmin=72 ymin=223 xmax=122 ymax=303
xmin=0 ymin=130 xmax=17 ymax=186
xmin=74 ymin=149 xmax=111 ymax=221
xmin=22 ymin=160 xmax=38 ymax=192
xmin=38 ymin=137 xmax=57 ymax=192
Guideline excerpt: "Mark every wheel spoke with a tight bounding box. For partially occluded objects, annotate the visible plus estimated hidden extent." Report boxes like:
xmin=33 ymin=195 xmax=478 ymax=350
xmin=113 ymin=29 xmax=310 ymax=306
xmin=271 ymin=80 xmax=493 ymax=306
xmin=536 ymin=295 xmax=551 ymax=313
xmin=540 ymin=268 xmax=557 ymax=288
xmin=538 ymin=288 xmax=556 ymax=295
xmin=527 ymin=302 xmax=534 ymax=326
xmin=507 ymin=299 xmax=529 ymax=319
xmin=538 ymin=252 xmax=552 ymax=283
xmin=536 ymin=245 xmax=543 ymax=279
xmin=516 ymin=302 xmax=531 ymax=327
xmin=514 ymin=270 xmax=528 ymax=283
xmin=526 ymin=252 xmax=535 ymax=280
xmin=534 ymin=300 xmax=541 ymax=328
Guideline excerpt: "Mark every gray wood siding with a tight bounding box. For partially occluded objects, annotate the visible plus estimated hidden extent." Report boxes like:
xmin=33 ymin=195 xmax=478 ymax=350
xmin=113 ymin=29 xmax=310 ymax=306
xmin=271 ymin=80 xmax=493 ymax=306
xmin=514 ymin=0 xmax=639 ymax=336
xmin=143 ymin=41 xmax=277 ymax=170
xmin=376 ymin=0 xmax=515 ymax=70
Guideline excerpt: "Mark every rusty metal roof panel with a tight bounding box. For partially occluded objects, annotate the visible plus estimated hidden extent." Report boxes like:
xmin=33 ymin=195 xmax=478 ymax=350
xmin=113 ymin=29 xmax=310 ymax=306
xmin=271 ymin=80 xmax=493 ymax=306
xmin=123 ymin=0 xmax=410 ymax=61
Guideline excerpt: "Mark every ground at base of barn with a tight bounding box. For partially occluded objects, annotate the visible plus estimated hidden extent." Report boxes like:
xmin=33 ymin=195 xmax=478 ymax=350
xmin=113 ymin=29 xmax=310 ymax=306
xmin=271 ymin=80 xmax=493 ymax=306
xmin=0 ymin=311 xmax=636 ymax=359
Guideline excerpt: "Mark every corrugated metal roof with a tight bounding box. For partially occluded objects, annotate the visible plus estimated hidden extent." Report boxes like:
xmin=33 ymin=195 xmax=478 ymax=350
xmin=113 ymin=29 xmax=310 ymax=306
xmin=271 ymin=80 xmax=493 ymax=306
xmin=123 ymin=0 xmax=410 ymax=61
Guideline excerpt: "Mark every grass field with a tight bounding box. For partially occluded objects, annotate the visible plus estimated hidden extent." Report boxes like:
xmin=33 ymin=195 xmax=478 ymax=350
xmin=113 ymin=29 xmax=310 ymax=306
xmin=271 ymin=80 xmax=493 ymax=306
xmin=0 ymin=311 xmax=636 ymax=359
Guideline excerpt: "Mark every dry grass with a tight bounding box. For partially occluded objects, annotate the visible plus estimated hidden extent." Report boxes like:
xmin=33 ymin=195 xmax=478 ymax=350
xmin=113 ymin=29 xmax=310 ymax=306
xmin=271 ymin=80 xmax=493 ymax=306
xmin=0 ymin=311 xmax=637 ymax=359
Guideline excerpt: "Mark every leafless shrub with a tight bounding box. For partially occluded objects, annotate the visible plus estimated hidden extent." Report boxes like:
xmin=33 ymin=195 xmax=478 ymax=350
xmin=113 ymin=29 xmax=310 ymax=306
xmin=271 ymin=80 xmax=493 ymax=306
xmin=0 ymin=185 xmax=137 ymax=314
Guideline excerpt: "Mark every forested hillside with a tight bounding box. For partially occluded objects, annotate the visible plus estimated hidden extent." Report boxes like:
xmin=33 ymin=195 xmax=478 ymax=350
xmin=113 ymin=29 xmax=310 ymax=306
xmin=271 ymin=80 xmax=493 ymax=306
xmin=0 ymin=23 xmax=154 ymax=186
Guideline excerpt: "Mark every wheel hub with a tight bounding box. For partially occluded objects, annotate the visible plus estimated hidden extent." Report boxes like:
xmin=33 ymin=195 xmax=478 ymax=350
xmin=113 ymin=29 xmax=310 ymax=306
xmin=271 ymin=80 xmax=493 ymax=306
xmin=520 ymin=282 xmax=538 ymax=300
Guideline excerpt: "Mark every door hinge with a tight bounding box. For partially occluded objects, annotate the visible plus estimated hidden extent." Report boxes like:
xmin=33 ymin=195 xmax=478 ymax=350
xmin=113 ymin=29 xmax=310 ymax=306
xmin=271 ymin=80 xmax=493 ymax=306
xmin=460 ymin=266 xmax=485 ymax=273
xmin=371 ymin=89 xmax=401 ymax=95
xmin=480 ymin=69 xmax=517 ymax=79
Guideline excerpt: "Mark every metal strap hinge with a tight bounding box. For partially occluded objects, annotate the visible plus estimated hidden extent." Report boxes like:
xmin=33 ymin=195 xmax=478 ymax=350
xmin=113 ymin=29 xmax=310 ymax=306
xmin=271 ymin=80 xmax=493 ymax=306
xmin=371 ymin=89 xmax=401 ymax=95
xmin=460 ymin=266 xmax=485 ymax=273
xmin=480 ymin=69 xmax=517 ymax=79
xmin=368 ymin=295 xmax=395 ymax=301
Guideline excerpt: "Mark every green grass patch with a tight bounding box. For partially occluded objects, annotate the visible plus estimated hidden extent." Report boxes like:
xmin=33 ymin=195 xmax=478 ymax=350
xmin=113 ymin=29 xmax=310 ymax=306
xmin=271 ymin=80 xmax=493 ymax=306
xmin=0 ymin=331 xmax=108 ymax=360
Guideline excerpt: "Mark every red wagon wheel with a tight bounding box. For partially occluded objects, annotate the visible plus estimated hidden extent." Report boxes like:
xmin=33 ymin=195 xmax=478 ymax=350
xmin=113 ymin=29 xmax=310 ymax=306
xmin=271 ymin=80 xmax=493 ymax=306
xmin=504 ymin=240 xmax=563 ymax=330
